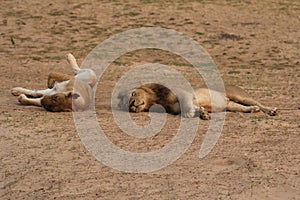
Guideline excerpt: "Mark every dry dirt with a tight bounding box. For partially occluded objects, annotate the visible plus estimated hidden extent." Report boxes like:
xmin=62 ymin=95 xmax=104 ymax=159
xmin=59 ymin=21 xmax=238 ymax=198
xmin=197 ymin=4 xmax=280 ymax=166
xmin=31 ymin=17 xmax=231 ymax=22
xmin=1 ymin=0 xmax=300 ymax=199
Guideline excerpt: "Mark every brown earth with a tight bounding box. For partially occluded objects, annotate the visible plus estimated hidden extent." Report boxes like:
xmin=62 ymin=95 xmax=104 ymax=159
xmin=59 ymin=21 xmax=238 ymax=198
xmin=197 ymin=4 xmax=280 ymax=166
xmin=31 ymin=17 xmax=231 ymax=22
xmin=1 ymin=0 xmax=299 ymax=199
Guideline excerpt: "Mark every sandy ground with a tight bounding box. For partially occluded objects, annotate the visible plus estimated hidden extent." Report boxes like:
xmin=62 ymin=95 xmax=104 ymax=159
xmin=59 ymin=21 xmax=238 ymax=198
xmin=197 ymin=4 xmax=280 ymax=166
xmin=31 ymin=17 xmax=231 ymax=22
xmin=1 ymin=0 xmax=299 ymax=199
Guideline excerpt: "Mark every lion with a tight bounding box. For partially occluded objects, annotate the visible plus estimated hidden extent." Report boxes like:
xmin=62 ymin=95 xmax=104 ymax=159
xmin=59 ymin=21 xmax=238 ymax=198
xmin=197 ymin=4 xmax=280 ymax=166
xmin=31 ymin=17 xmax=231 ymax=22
xmin=119 ymin=83 xmax=277 ymax=120
xmin=11 ymin=53 xmax=96 ymax=112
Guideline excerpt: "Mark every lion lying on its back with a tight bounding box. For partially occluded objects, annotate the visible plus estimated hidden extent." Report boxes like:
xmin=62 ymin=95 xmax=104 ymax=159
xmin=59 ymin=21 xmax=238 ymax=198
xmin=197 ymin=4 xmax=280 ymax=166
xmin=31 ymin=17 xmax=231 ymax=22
xmin=11 ymin=53 xmax=96 ymax=112
xmin=119 ymin=83 xmax=277 ymax=120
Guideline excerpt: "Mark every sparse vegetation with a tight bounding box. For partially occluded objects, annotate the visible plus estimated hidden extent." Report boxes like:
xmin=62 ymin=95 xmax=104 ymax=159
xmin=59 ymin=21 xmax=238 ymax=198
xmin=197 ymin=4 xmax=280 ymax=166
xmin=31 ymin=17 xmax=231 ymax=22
xmin=1 ymin=0 xmax=299 ymax=199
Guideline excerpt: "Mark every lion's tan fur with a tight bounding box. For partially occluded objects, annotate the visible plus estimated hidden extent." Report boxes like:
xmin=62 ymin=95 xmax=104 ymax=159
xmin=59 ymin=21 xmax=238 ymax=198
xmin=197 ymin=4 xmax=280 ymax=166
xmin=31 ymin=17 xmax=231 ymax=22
xmin=129 ymin=84 xmax=180 ymax=114
xmin=11 ymin=53 xmax=96 ymax=112
xmin=127 ymin=83 xmax=277 ymax=119
xmin=47 ymin=72 xmax=71 ymax=89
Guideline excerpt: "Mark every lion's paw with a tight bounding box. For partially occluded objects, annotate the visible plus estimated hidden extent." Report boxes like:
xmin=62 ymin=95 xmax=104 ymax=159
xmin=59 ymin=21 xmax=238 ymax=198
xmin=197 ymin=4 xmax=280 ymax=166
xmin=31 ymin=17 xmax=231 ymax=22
xmin=266 ymin=107 xmax=278 ymax=116
xmin=250 ymin=106 xmax=260 ymax=113
xmin=47 ymin=79 xmax=55 ymax=89
xmin=199 ymin=107 xmax=211 ymax=120
xmin=18 ymin=94 xmax=29 ymax=105
xmin=11 ymin=87 xmax=23 ymax=96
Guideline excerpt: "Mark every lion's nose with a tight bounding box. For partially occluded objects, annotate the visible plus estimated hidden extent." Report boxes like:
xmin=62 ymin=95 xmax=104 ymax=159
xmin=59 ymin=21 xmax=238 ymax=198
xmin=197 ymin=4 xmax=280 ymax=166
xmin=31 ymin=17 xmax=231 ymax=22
xmin=129 ymin=100 xmax=135 ymax=107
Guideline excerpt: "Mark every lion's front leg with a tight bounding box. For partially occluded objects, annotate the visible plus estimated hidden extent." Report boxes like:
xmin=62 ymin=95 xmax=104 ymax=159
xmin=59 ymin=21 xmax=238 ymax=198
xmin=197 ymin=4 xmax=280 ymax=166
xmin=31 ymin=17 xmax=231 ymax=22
xmin=47 ymin=72 xmax=71 ymax=88
xmin=11 ymin=87 xmax=53 ymax=98
xmin=18 ymin=94 xmax=42 ymax=107
xmin=182 ymin=103 xmax=210 ymax=120
xmin=175 ymin=89 xmax=200 ymax=118
xmin=11 ymin=87 xmax=43 ymax=97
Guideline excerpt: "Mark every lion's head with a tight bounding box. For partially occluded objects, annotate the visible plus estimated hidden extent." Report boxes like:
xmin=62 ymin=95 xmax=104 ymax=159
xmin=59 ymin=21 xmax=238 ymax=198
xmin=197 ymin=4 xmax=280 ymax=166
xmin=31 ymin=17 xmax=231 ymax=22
xmin=41 ymin=92 xmax=80 ymax=112
xmin=127 ymin=84 xmax=181 ymax=113
xmin=129 ymin=88 xmax=151 ymax=113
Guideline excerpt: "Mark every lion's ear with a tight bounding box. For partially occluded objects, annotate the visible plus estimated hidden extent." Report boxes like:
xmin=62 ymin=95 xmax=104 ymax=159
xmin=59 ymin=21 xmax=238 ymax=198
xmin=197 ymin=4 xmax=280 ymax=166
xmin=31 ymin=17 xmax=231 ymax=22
xmin=66 ymin=92 xmax=80 ymax=99
xmin=72 ymin=93 xmax=80 ymax=99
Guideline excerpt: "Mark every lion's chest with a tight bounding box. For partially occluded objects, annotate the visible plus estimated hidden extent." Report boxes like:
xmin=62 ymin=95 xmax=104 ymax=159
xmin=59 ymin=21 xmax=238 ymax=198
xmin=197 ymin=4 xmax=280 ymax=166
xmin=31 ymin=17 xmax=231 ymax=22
xmin=52 ymin=80 xmax=71 ymax=94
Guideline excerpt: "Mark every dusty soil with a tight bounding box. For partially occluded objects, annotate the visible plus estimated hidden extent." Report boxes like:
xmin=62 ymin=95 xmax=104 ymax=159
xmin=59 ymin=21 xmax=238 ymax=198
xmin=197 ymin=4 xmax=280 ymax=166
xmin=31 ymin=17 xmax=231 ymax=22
xmin=1 ymin=0 xmax=299 ymax=199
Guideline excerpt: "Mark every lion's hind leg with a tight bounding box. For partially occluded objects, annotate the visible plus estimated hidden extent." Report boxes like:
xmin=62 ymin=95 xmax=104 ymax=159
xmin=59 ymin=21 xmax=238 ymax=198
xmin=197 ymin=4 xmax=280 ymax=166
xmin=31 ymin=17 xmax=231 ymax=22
xmin=65 ymin=53 xmax=96 ymax=87
xmin=11 ymin=87 xmax=45 ymax=98
xmin=226 ymin=101 xmax=259 ymax=113
xmin=11 ymin=87 xmax=34 ymax=97
xmin=66 ymin=53 xmax=80 ymax=74
xmin=229 ymin=96 xmax=277 ymax=116
xmin=11 ymin=86 xmax=55 ymax=98
xmin=225 ymin=86 xmax=277 ymax=116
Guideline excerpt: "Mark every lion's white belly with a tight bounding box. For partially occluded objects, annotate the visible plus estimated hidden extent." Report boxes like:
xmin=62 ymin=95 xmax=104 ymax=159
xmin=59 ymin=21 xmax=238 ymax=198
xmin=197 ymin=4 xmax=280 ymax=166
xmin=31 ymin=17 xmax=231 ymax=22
xmin=51 ymin=80 xmax=70 ymax=94
xmin=194 ymin=88 xmax=228 ymax=112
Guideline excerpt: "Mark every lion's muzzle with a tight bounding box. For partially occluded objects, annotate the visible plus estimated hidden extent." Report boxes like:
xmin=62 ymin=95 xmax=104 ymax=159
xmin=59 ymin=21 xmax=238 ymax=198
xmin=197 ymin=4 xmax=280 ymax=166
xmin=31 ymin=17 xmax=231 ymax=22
xmin=129 ymin=99 xmax=145 ymax=112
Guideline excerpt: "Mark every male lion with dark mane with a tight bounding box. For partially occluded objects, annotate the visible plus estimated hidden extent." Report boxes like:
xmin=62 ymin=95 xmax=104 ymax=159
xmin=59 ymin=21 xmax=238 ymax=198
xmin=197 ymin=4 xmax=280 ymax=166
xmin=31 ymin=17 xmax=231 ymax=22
xmin=11 ymin=53 xmax=96 ymax=112
xmin=118 ymin=83 xmax=277 ymax=120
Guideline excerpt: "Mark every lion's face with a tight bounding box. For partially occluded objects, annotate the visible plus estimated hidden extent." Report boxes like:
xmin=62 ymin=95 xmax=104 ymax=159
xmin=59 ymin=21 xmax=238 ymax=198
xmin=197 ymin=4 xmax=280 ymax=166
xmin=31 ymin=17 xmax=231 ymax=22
xmin=129 ymin=89 xmax=149 ymax=113
xmin=41 ymin=92 xmax=80 ymax=112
